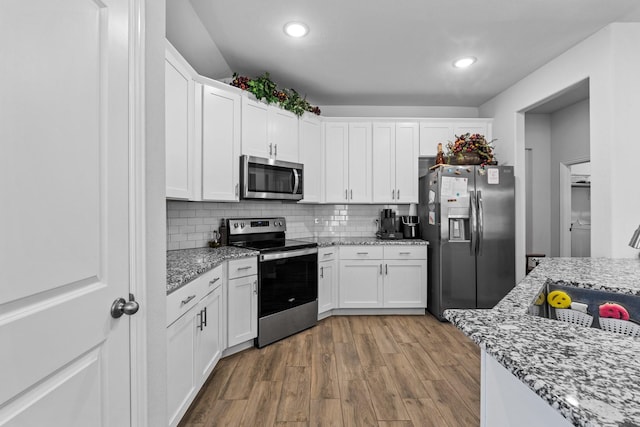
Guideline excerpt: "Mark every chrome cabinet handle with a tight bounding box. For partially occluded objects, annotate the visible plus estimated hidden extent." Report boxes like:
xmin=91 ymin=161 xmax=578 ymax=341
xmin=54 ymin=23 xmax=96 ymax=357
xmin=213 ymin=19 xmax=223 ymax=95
xmin=253 ymin=280 xmax=258 ymax=295
xmin=379 ymin=264 xmax=383 ymax=275
xmin=320 ymin=266 xmax=324 ymax=278
xmin=274 ymin=144 xmax=278 ymax=156
xmin=269 ymin=143 xmax=273 ymax=156
xmin=237 ymin=266 xmax=252 ymax=271
xmin=209 ymin=277 xmax=220 ymax=286
xmin=399 ymin=252 xmax=411 ymax=255
xmin=197 ymin=311 xmax=203 ymax=331
xmin=356 ymin=252 xmax=368 ymax=255
xmin=323 ymin=252 xmax=334 ymax=256
xmin=345 ymin=189 xmax=348 ymax=200
xmin=397 ymin=189 xmax=400 ymax=199
xmin=180 ymin=295 xmax=196 ymax=306
xmin=392 ymin=189 xmax=395 ymax=199
xmin=385 ymin=264 xmax=388 ymax=275
xmin=203 ymin=306 xmax=207 ymax=327
xmin=350 ymin=189 xmax=353 ymax=199
xmin=235 ymin=183 xmax=239 ymax=196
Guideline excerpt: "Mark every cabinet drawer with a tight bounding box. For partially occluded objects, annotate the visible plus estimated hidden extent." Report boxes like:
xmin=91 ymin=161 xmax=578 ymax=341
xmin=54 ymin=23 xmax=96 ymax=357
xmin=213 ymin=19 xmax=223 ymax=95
xmin=318 ymin=247 xmax=338 ymax=261
xmin=205 ymin=264 xmax=225 ymax=292
xmin=167 ymin=275 xmax=207 ymax=327
xmin=339 ymin=246 xmax=383 ymax=260
xmin=384 ymin=246 xmax=427 ymax=260
xmin=228 ymin=257 xmax=258 ymax=279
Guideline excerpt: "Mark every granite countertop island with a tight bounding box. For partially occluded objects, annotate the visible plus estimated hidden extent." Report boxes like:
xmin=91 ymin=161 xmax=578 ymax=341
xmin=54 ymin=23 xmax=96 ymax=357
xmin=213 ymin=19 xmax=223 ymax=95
xmin=301 ymin=236 xmax=429 ymax=247
xmin=166 ymin=246 xmax=258 ymax=294
xmin=445 ymin=258 xmax=640 ymax=427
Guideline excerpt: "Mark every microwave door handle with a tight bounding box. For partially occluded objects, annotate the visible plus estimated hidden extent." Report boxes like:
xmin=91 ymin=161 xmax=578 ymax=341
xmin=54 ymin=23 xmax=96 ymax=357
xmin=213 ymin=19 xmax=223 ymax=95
xmin=292 ymin=169 xmax=300 ymax=194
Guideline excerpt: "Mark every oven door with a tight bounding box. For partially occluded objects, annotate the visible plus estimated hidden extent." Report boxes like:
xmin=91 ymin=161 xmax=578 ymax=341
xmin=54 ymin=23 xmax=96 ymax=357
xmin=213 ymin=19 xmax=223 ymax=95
xmin=241 ymin=155 xmax=303 ymax=201
xmin=258 ymin=247 xmax=317 ymax=318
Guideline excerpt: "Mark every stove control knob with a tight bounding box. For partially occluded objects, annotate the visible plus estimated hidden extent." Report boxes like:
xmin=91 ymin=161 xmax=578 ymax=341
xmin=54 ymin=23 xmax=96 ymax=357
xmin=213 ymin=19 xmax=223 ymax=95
xmin=277 ymin=221 xmax=283 ymax=226
xmin=233 ymin=222 xmax=239 ymax=228
xmin=241 ymin=222 xmax=245 ymax=228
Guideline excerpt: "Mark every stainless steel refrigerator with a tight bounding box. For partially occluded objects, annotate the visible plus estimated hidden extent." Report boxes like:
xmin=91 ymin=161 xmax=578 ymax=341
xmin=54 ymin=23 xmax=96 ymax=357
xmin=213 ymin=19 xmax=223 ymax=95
xmin=419 ymin=165 xmax=515 ymax=320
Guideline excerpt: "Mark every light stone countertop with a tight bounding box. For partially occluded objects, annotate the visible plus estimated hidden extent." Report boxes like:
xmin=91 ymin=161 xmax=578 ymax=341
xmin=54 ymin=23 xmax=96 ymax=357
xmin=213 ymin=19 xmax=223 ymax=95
xmin=166 ymin=246 xmax=258 ymax=295
xmin=444 ymin=258 xmax=640 ymax=427
xmin=301 ymin=236 xmax=429 ymax=247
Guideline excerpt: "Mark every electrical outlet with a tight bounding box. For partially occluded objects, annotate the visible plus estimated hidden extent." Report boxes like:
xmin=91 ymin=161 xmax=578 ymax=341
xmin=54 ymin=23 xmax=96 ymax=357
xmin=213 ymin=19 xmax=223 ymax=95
xmin=314 ymin=218 xmax=319 ymax=224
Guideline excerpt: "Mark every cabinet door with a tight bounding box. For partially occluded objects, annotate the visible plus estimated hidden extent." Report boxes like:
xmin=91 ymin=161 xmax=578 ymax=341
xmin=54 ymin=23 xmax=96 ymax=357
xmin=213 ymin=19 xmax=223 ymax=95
xmin=167 ymin=309 xmax=197 ymax=427
xmin=165 ymin=53 xmax=195 ymax=199
xmin=269 ymin=106 xmax=299 ymax=162
xmin=318 ymin=259 xmax=338 ymax=314
xmin=419 ymin=121 xmax=453 ymax=156
xmin=195 ymin=286 xmax=224 ymax=381
xmin=299 ymin=114 xmax=322 ymax=203
xmin=228 ymin=275 xmax=258 ymax=347
xmin=324 ymin=122 xmax=349 ymax=203
xmin=383 ymin=260 xmax=427 ymax=308
xmin=372 ymin=122 xmax=396 ymax=203
xmin=348 ymin=122 xmax=372 ymax=203
xmin=339 ymin=260 xmax=383 ymax=308
xmin=453 ymin=122 xmax=489 ymax=139
xmin=241 ymin=97 xmax=270 ymax=158
xmin=395 ymin=122 xmax=419 ymax=203
xmin=202 ymin=85 xmax=241 ymax=201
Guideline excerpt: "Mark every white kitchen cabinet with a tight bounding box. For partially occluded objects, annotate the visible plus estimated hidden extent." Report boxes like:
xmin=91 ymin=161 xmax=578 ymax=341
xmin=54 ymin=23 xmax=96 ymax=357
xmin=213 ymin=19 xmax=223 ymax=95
xmin=299 ymin=113 xmax=323 ymax=203
xmin=318 ymin=248 xmax=338 ymax=314
xmin=165 ymin=46 xmax=196 ymax=199
xmin=323 ymin=121 xmax=372 ymax=203
xmin=200 ymin=82 xmax=241 ymax=201
xmin=372 ymin=122 xmax=419 ymax=204
xmin=419 ymin=119 xmax=493 ymax=156
xmin=383 ymin=246 xmax=427 ymax=308
xmin=167 ymin=264 xmax=226 ymax=427
xmin=227 ymin=258 xmax=258 ymax=347
xmin=241 ymin=96 xmax=299 ymax=162
xmin=195 ymin=278 xmax=225 ymax=381
xmin=167 ymin=304 xmax=197 ymax=427
xmin=338 ymin=245 xmax=427 ymax=309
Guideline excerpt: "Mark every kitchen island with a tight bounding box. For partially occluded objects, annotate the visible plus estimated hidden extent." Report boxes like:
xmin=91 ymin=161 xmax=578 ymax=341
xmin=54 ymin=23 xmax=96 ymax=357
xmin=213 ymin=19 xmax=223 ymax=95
xmin=302 ymin=236 xmax=428 ymax=247
xmin=445 ymin=258 xmax=640 ymax=427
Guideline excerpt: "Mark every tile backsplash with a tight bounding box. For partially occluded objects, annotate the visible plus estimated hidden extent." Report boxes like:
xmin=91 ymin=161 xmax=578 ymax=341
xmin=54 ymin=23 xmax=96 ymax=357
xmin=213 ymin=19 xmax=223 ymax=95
xmin=167 ymin=200 xmax=409 ymax=250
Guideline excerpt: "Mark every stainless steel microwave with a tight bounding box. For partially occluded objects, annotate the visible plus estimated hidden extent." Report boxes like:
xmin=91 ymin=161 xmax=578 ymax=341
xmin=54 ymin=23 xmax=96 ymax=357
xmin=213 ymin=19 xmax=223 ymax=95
xmin=240 ymin=155 xmax=303 ymax=201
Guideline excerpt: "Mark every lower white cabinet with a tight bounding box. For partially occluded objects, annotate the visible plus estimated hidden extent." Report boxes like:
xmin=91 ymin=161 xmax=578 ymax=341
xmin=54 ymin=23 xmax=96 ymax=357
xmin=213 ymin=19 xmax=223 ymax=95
xmin=167 ymin=304 xmax=197 ymax=427
xmin=166 ymin=262 xmax=228 ymax=427
xmin=318 ymin=248 xmax=338 ymax=314
xmin=338 ymin=246 xmax=427 ymax=309
xmin=227 ymin=259 xmax=258 ymax=347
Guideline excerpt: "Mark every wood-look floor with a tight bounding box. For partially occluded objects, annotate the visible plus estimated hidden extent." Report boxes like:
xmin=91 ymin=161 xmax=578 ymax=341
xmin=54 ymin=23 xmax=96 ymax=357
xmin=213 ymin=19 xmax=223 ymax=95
xmin=178 ymin=314 xmax=480 ymax=427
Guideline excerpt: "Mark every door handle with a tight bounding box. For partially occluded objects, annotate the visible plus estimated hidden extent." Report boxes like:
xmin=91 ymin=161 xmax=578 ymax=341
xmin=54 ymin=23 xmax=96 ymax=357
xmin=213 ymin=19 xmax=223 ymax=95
xmin=397 ymin=189 xmax=400 ymax=199
xmin=477 ymin=190 xmax=484 ymax=256
xmin=197 ymin=310 xmax=204 ymax=331
xmin=235 ymin=183 xmax=239 ymax=196
xmin=350 ymin=189 xmax=353 ymax=199
xmin=392 ymin=189 xmax=395 ymax=199
xmin=320 ymin=266 xmax=324 ymax=278
xmin=470 ymin=190 xmax=477 ymax=256
xmin=274 ymin=144 xmax=278 ymax=157
xmin=203 ymin=306 xmax=207 ymax=327
xmin=253 ymin=280 xmax=258 ymax=295
xmin=345 ymin=189 xmax=348 ymax=200
xmin=110 ymin=293 xmax=140 ymax=318
xmin=269 ymin=143 xmax=273 ymax=156
xmin=385 ymin=264 xmax=388 ymax=275
xmin=380 ymin=264 xmax=383 ymax=275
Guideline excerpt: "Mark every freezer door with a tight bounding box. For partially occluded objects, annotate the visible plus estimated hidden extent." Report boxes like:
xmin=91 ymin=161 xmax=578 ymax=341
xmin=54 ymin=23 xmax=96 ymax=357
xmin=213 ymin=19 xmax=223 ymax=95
xmin=475 ymin=166 xmax=515 ymax=308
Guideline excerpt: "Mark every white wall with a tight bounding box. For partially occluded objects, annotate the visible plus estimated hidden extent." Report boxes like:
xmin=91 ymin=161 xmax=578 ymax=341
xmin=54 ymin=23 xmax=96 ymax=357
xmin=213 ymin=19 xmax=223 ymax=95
xmin=480 ymin=23 xmax=640 ymax=280
xmin=165 ymin=0 xmax=232 ymax=79
xmin=549 ymin=99 xmax=590 ymax=256
xmin=319 ymin=105 xmax=480 ymax=118
xmin=524 ymin=114 xmax=551 ymax=256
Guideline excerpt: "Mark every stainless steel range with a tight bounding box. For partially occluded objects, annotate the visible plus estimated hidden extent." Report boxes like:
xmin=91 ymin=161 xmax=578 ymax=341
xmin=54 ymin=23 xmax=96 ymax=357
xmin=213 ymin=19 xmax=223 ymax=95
xmin=227 ymin=217 xmax=318 ymax=348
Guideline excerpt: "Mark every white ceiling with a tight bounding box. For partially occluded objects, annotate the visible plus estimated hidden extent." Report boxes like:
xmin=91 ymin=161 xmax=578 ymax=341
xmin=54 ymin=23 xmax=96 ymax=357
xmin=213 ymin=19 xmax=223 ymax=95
xmin=188 ymin=0 xmax=640 ymax=107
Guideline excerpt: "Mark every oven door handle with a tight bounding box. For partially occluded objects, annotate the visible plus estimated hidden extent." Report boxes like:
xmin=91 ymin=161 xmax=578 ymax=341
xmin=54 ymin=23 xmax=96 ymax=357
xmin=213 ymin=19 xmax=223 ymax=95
xmin=260 ymin=247 xmax=318 ymax=262
xmin=292 ymin=169 xmax=300 ymax=195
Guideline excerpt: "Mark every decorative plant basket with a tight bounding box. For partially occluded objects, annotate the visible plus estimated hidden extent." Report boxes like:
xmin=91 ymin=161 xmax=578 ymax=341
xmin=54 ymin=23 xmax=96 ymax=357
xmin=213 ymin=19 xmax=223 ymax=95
xmin=555 ymin=309 xmax=594 ymax=327
xmin=599 ymin=318 xmax=640 ymax=337
xmin=447 ymin=152 xmax=483 ymax=165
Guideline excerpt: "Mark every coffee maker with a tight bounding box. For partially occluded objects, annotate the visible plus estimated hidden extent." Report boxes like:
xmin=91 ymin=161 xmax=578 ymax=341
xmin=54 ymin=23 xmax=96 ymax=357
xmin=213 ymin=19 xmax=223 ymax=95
xmin=376 ymin=209 xmax=403 ymax=240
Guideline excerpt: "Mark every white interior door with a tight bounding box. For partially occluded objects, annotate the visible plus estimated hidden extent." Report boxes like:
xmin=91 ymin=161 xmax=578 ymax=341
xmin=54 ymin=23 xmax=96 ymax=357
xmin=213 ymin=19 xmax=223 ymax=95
xmin=0 ymin=1 xmax=133 ymax=426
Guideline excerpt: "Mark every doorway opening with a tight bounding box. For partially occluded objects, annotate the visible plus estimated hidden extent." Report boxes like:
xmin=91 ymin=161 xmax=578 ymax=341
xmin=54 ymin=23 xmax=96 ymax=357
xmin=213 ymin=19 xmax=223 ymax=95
xmin=523 ymin=78 xmax=590 ymax=259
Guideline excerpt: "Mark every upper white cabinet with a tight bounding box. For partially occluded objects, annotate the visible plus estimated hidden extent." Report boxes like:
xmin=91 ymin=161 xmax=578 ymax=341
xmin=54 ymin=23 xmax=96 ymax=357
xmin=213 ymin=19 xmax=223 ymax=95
xmin=200 ymin=82 xmax=241 ymax=201
xmin=241 ymin=97 xmax=299 ymax=162
xmin=372 ymin=122 xmax=419 ymax=204
xmin=299 ymin=113 xmax=323 ymax=203
xmin=165 ymin=46 xmax=196 ymax=199
xmin=419 ymin=119 xmax=493 ymax=156
xmin=324 ymin=121 xmax=372 ymax=203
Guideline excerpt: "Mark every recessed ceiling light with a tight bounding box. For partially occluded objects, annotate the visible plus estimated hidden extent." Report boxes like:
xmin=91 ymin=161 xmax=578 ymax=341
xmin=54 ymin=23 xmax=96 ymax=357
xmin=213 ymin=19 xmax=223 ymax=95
xmin=284 ymin=22 xmax=309 ymax=38
xmin=453 ymin=57 xmax=477 ymax=69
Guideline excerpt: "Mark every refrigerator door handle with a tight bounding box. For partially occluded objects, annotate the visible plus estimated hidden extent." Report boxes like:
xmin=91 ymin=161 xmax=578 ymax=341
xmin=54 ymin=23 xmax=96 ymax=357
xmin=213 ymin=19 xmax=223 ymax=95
xmin=477 ymin=190 xmax=484 ymax=256
xmin=470 ymin=190 xmax=477 ymax=255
